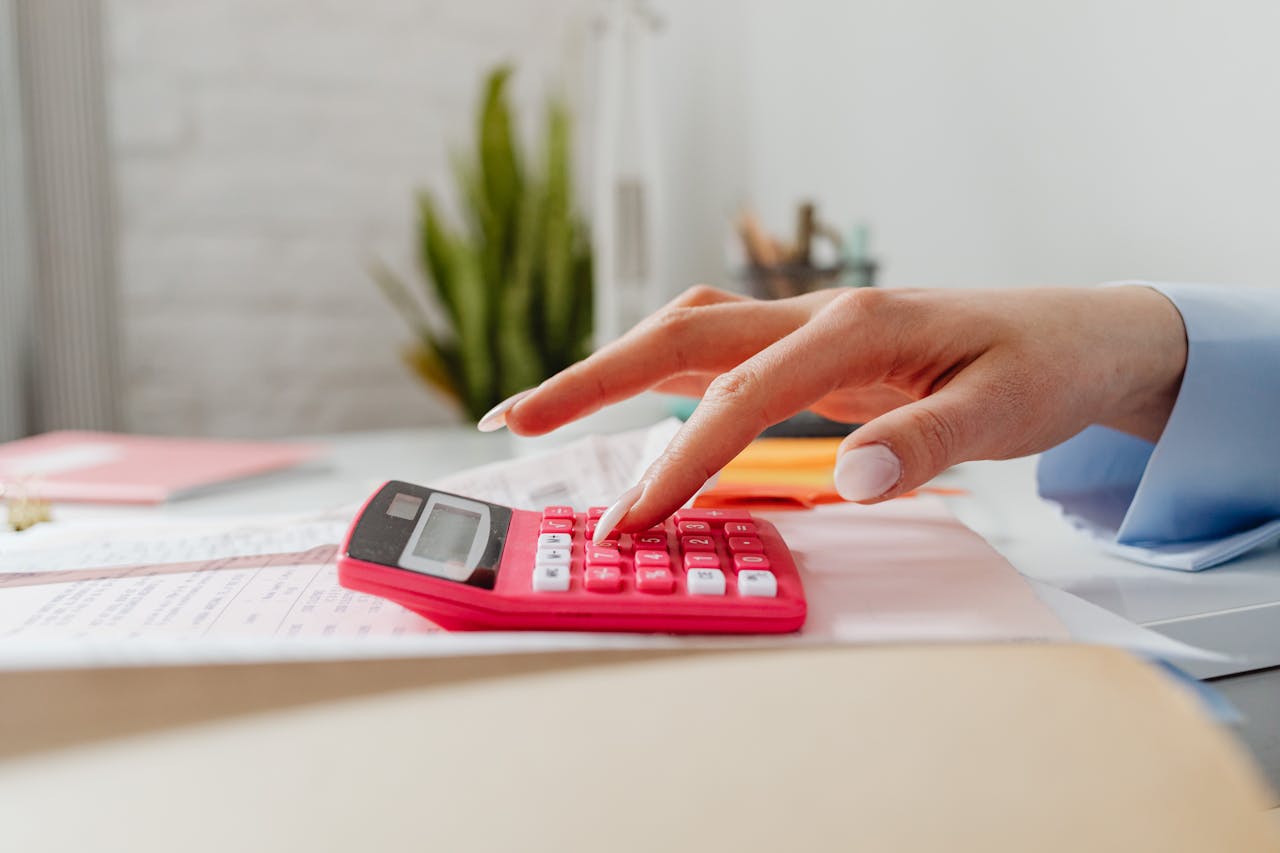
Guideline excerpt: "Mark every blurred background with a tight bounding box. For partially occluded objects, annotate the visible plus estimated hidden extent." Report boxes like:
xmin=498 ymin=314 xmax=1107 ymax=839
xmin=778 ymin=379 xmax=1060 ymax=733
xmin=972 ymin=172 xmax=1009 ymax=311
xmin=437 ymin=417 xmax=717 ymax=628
xmin=2 ymin=0 xmax=1279 ymax=442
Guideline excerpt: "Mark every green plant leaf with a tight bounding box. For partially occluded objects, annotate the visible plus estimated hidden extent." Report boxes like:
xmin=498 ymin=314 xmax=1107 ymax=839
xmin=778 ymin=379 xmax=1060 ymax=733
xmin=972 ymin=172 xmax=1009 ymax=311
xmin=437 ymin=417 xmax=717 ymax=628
xmin=370 ymin=261 xmax=432 ymax=337
xmin=371 ymin=262 xmax=464 ymax=404
xmin=416 ymin=191 xmax=462 ymax=330
xmin=540 ymin=98 xmax=574 ymax=362
xmin=496 ymin=179 xmax=547 ymax=396
xmin=568 ymin=222 xmax=595 ymax=363
xmin=478 ymin=67 xmax=522 ymax=276
xmin=448 ymin=239 xmax=496 ymax=419
xmin=403 ymin=338 xmax=462 ymax=407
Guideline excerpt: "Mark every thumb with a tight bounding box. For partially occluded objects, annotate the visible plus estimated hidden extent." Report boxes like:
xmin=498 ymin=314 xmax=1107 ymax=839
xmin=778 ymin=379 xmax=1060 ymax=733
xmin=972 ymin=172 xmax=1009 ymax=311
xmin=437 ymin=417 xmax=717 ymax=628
xmin=833 ymin=382 xmax=981 ymax=503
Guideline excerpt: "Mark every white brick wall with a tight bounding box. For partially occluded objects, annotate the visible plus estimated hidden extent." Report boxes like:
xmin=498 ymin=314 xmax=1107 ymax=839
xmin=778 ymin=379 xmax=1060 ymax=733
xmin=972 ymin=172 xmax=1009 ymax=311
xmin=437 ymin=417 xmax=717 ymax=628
xmin=106 ymin=0 xmax=594 ymax=438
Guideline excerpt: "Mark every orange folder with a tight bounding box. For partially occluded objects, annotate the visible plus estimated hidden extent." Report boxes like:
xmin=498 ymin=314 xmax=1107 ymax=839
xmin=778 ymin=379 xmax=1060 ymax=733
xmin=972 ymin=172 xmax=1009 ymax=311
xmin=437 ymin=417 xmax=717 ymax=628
xmin=694 ymin=438 xmax=964 ymax=511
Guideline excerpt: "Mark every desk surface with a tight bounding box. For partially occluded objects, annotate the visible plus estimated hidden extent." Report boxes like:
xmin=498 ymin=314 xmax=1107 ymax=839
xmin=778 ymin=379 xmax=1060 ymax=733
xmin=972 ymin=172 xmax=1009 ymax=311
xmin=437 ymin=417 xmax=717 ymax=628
xmin=3 ymin=428 xmax=1279 ymax=849
xmin=101 ymin=427 xmax=1279 ymax=677
xmin=943 ymin=457 xmax=1280 ymax=677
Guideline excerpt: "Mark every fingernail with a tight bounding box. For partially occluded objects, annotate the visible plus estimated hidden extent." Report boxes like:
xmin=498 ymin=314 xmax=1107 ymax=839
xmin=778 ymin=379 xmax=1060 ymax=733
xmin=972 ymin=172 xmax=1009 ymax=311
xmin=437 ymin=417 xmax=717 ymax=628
xmin=476 ymin=389 xmax=535 ymax=433
xmin=834 ymin=443 xmax=901 ymax=502
xmin=593 ymin=483 xmax=645 ymax=544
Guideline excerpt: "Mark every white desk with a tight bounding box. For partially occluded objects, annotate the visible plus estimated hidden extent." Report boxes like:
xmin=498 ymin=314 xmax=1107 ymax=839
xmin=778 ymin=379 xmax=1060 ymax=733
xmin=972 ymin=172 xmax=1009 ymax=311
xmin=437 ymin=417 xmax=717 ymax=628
xmin=19 ymin=427 xmax=1280 ymax=789
xmin=114 ymin=427 xmax=1278 ymax=678
xmin=944 ymin=456 xmax=1280 ymax=679
xmin=939 ymin=456 xmax=1280 ymax=793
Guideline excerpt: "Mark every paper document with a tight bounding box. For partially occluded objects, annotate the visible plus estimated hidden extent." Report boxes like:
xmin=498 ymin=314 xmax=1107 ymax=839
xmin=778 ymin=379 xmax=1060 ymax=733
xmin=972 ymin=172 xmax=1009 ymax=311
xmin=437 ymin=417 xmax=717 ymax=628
xmin=430 ymin=419 xmax=680 ymax=509
xmin=0 ymin=515 xmax=349 ymax=574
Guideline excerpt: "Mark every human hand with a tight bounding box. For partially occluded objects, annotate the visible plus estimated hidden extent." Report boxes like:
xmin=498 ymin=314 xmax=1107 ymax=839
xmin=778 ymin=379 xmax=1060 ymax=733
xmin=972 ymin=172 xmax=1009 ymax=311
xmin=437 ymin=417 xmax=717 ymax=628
xmin=479 ymin=284 xmax=1187 ymax=541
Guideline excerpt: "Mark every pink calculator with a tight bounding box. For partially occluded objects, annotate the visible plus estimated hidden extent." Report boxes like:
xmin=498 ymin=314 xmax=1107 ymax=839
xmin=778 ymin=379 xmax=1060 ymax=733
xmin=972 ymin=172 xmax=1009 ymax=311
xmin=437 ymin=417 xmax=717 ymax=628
xmin=338 ymin=480 xmax=807 ymax=634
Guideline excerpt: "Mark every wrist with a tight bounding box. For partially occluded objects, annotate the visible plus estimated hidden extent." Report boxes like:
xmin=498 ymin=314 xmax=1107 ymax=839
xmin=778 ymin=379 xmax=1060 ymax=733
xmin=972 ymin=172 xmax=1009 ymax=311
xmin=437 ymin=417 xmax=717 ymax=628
xmin=1097 ymin=285 xmax=1188 ymax=443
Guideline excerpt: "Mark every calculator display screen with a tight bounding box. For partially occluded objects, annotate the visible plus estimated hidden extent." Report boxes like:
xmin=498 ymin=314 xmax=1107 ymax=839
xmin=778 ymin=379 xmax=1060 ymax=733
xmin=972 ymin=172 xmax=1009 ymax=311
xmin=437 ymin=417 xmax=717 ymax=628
xmin=345 ymin=482 xmax=512 ymax=590
xmin=411 ymin=504 xmax=481 ymax=566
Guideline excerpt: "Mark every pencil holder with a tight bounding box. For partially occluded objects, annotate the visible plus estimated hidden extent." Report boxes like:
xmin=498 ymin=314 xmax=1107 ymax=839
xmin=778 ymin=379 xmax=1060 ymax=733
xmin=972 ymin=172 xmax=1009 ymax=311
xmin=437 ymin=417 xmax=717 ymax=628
xmin=740 ymin=259 xmax=877 ymax=300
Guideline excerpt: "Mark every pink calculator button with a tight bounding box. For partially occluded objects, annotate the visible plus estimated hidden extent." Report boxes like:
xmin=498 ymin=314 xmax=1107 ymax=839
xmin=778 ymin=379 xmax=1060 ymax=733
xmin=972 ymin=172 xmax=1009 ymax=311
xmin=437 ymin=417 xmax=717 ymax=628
xmin=540 ymin=518 xmax=574 ymax=534
xmin=587 ymin=506 xmax=607 ymax=519
xmin=733 ymin=553 xmax=770 ymax=572
xmin=635 ymin=567 xmax=674 ymax=594
xmin=587 ymin=523 xmax=619 ymax=547
xmin=542 ymin=505 xmax=575 ymax=520
xmin=634 ymin=550 xmax=671 ymax=568
xmin=724 ymin=522 xmax=757 ymax=537
xmin=586 ymin=546 xmax=621 ymax=566
xmin=583 ymin=566 xmax=622 ymax=593
xmin=635 ymin=533 xmax=667 ymax=549
xmin=586 ymin=520 xmax=620 ymax=541
xmin=677 ymin=521 xmax=712 ymax=535
xmin=674 ymin=509 xmax=752 ymax=525
xmin=684 ymin=552 xmax=721 ymax=571
xmin=681 ymin=535 xmax=715 ymax=553
xmin=727 ymin=537 xmax=763 ymax=554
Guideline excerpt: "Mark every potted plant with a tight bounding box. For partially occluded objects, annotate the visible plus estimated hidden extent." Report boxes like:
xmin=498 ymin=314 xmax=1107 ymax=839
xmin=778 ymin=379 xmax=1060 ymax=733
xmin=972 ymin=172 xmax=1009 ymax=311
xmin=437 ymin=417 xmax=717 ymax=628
xmin=374 ymin=66 xmax=593 ymax=421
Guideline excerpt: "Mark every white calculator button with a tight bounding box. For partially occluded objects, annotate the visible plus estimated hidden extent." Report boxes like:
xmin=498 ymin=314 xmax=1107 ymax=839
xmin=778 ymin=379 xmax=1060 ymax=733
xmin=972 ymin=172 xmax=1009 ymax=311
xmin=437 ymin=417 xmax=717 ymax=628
xmin=537 ymin=548 xmax=571 ymax=566
xmin=737 ymin=570 xmax=777 ymax=598
xmin=537 ymin=533 xmax=572 ymax=551
xmin=686 ymin=568 xmax=726 ymax=596
xmin=532 ymin=564 xmax=570 ymax=592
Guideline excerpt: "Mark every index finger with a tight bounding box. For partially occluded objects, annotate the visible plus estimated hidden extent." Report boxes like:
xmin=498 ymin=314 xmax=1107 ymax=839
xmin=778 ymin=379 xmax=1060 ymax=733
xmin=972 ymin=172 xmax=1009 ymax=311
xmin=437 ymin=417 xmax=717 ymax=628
xmin=604 ymin=307 xmax=867 ymax=534
xmin=506 ymin=297 xmax=807 ymax=436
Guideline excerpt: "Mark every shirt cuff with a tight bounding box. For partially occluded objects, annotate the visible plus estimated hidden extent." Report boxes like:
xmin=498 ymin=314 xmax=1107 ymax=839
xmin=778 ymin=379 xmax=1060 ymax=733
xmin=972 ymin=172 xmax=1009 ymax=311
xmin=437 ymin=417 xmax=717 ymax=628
xmin=1039 ymin=282 xmax=1280 ymax=551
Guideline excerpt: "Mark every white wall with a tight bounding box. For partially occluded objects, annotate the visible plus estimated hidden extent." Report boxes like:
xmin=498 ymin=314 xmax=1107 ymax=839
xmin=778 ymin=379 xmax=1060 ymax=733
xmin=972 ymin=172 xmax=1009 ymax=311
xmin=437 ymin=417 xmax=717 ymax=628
xmin=105 ymin=0 xmax=1280 ymax=438
xmin=733 ymin=0 xmax=1280 ymax=289
xmin=106 ymin=0 xmax=592 ymax=437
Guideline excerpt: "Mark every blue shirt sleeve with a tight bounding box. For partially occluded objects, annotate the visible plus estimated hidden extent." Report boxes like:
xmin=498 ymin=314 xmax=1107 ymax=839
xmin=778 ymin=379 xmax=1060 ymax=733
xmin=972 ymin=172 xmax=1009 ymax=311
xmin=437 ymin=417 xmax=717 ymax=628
xmin=1037 ymin=283 xmax=1280 ymax=569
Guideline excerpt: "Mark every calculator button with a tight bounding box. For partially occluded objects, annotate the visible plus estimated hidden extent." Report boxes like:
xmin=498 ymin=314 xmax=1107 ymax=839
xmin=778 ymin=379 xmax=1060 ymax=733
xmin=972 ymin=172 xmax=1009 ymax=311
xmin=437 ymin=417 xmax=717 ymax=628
xmin=727 ymin=537 xmax=764 ymax=554
xmin=587 ymin=506 xmax=607 ymax=520
xmin=732 ymin=553 xmax=771 ymax=573
xmin=587 ymin=523 xmax=619 ymax=546
xmin=737 ymin=570 xmax=777 ymax=598
xmin=723 ymin=522 xmax=757 ymax=537
xmin=540 ymin=518 xmax=574 ymax=534
xmin=681 ymin=535 xmax=715 ymax=553
xmin=677 ymin=520 xmax=712 ymax=536
xmin=542 ymin=505 xmax=575 ymax=520
xmin=686 ymin=569 xmax=726 ymax=596
xmin=674 ymin=509 xmax=751 ymax=526
xmin=584 ymin=566 xmax=622 ymax=593
xmin=585 ymin=546 xmax=621 ymax=566
xmin=635 ymin=533 xmax=667 ymax=549
xmin=537 ymin=533 xmax=572 ymax=551
xmin=684 ymin=552 xmax=721 ymax=571
xmin=636 ymin=567 xmax=675 ymax=594
xmin=633 ymin=550 xmax=671 ymax=569
xmin=532 ymin=564 xmax=570 ymax=592
xmin=536 ymin=548 xmax=571 ymax=566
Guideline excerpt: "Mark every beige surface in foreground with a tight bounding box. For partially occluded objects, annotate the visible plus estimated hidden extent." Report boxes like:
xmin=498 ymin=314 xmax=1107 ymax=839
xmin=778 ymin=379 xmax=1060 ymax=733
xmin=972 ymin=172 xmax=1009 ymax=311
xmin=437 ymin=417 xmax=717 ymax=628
xmin=0 ymin=645 xmax=1276 ymax=852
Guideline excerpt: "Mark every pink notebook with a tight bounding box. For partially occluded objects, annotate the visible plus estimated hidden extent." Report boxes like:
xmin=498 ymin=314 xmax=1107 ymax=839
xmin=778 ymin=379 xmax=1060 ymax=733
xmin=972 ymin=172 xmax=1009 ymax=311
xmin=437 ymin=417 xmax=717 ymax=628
xmin=0 ymin=431 xmax=325 ymax=504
